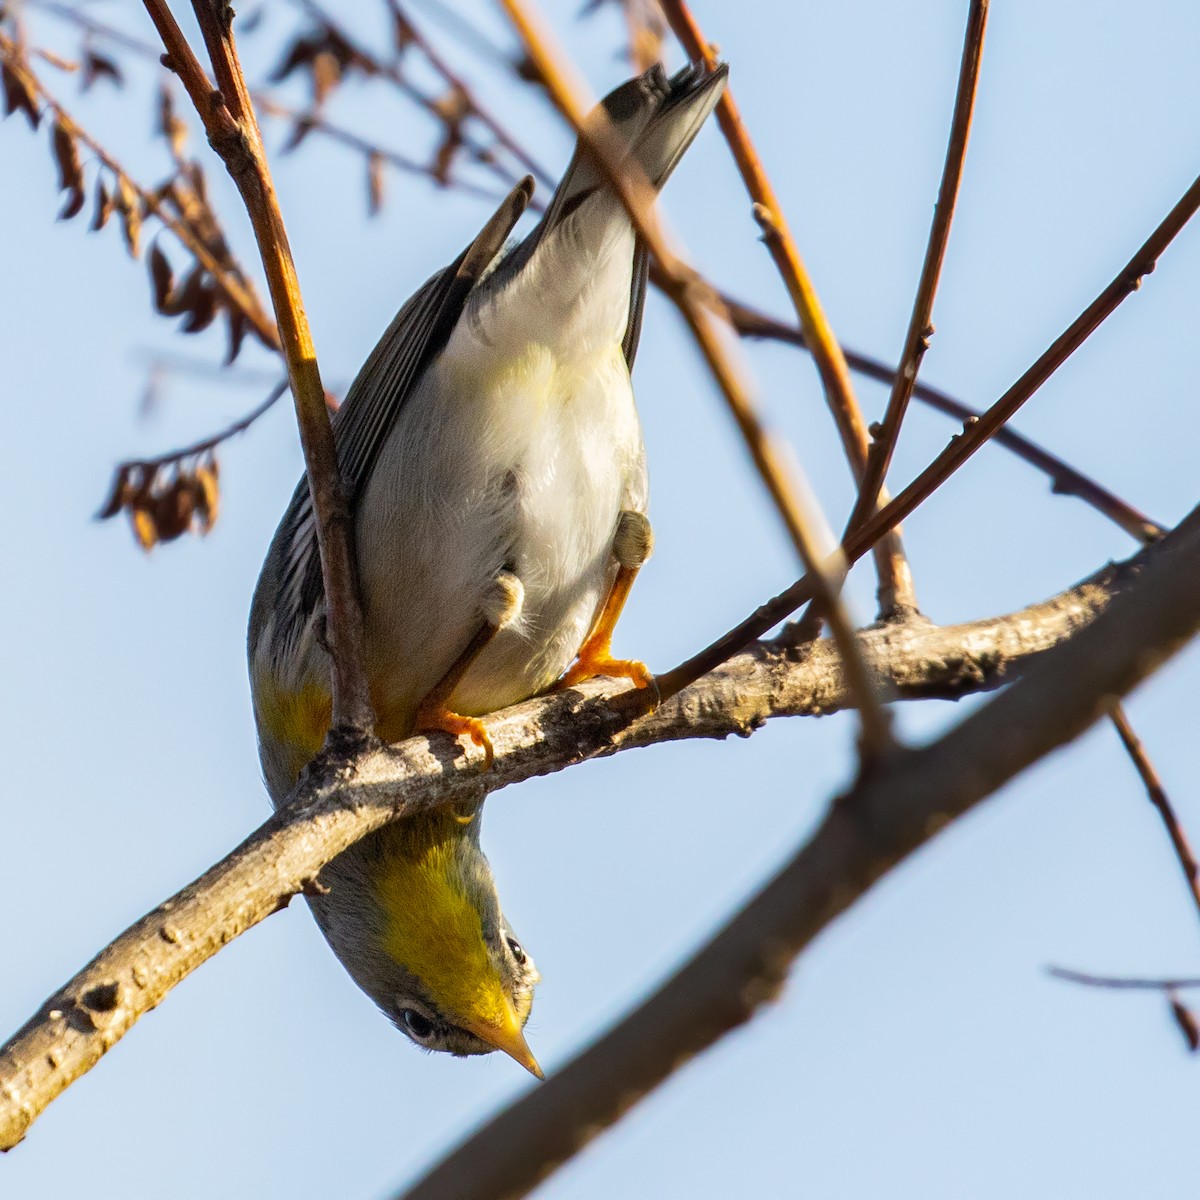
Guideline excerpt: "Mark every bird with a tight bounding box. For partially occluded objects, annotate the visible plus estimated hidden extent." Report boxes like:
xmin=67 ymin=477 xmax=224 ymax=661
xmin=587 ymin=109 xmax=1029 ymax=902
xmin=248 ymin=60 xmax=729 ymax=1077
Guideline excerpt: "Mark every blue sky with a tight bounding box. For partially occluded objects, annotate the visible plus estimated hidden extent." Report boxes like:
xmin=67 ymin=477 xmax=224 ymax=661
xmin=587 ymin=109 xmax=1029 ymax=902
xmin=3 ymin=1 xmax=1200 ymax=1197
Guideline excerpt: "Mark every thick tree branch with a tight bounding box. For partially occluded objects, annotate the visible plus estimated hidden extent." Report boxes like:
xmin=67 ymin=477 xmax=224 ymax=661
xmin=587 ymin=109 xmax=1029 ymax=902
xmin=398 ymin=504 xmax=1200 ymax=1200
xmin=0 ymin=527 xmax=1182 ymax=1151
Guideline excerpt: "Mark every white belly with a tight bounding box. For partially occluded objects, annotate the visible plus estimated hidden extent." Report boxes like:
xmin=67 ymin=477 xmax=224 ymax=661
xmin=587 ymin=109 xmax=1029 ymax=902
xmin=354 ymin=329 xmax=646 ymax=730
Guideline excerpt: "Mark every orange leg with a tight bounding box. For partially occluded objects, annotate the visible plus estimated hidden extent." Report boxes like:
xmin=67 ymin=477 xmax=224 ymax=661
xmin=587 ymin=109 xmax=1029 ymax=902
xmin=560 ymin=511 xmax=654 ymax=691
xmin=414 ymin=571 xmax=523 ymax=768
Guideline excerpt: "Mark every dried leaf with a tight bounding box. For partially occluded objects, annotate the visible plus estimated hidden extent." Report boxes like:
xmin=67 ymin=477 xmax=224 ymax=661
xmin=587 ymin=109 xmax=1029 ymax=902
xmin=114 ymin=173 xmax=141 ymax=257
xmin=367 ymin=151 xmax=384 ymax=216
xmin=281 ymin=115 xmax=316 ymax=154
xmin=90 ymin=176 xmax=114 ymax=231
xmin=311 ymin=50 xmax=340 ymax=106
xmin=179 ymin=279 xmax=218 ymax=334
xmin=148 ymin=243 xmax=174 ymax=312
xmin=431 ymin=127 xmax=463 ymax=187
xmin=1170 ymin=998 xmax=1199 ymax=1052
xmin=162 ymin=265 xmax=203 ymax=317
xmin=153 ymin=480 xmax=196 ymax=541
xmin=130 ymin=505 xmax=158 ymax=552
xmin=157 ymin=83 xmax=187 ymax=159
xmin=96 ymin=466 xmax=132 ymax=520
xmin=51 ymin=119 xmax=86 ymax=220
xmin=1 ymin=60 xmax=40 ymax=129
xmin=193 ymin=462 xmax=220 ymax=533
xmin=81 ymin=50 xmax=123 ymax=92
xmin=223 ymin=308 xmax=248 ymax=365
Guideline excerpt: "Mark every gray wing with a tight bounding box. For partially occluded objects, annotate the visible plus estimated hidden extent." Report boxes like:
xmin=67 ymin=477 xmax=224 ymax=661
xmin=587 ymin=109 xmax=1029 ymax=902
xmin=259 ymin=178 xmax=535 ymax=654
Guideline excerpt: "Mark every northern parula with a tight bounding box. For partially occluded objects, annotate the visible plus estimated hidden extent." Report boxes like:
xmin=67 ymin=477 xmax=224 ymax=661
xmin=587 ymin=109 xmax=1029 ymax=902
xmin=248 ymin=61 xmax=728 ymax=1076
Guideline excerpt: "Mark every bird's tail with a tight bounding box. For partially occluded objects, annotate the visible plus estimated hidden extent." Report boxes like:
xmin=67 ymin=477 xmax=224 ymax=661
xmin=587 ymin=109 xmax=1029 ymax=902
xmin=548 ymin=61 xmax=729 ymax=222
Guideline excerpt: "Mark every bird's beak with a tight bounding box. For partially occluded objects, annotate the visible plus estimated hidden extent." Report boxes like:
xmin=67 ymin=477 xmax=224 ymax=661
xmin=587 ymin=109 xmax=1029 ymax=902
xmin=464 ymin=1003 xmax=544 ymax=1080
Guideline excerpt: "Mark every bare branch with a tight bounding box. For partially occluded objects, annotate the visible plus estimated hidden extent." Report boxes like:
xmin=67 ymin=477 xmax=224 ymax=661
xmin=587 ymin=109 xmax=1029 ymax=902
xmin=723 ymin=295 xmax=1166 ymax=544
xmin=1048 ymin=968 xmax=1200 ymax=991
xmin=1109 ymin=703 xmax=1200 ymax=926
xmin=846 ymin=0 xmax=988 ymax=539
xmin=659 ymin=0 xmax=917 ymax=618
xmin=0 ymin=524 xmax=1183 ymax=1149
xmin=397 ymin=504 xmax=1200 ymax=1200
xmin=658 ymin=164 xmax=1200 ymax=701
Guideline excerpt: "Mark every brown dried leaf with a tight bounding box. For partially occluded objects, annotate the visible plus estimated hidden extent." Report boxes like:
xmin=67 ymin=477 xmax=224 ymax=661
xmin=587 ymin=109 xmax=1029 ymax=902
xmin=431 ymin=127 xmax=463 ymax=187
xmin=81 ymin=50 xmax=123 ymax=92
xmin=179 ymin=279 xmax=218 ymax=334
xmin=90 ymin=176 xmax=114 ymax=231
xmin=157 ymin=83 xmax=187 ymax=159
xmin=281 ymin=115 xmax=316 ymax=154
xmin=51 ymin=119 xmax=86 ymax=221
xmin=153 ymin=480 xmax=196 ymax=541
xmin=311 ymin=50 xmax=340 ymax=106
xmin=148 ymin=243 xmax=174 ymax=312
xmin=162 ymin=265 xmax=203 ymax=317
xmin=96 ymin=466 xmax=132 ymax=520
xmin=1 ymin=60 xmax=40 ymax=129
xmin=130 ymin=505 xmax=158 ymax=552
xmin=367 ymin=151 xmax=384 ymax=216
xmin=1170 ymin=998 xmax=1199 ymax=1052
xmin=193 ymin=462 xmax=220 ymax=533
xmin=114 ymin=173 xmax=141 ymax=257
xmin=223 ymin=307 xmax=248 ymax=365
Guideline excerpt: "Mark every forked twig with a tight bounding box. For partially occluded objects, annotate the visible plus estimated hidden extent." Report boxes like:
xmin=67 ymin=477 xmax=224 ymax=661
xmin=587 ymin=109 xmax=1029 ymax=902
xmin=656 ymin=165 xmax=1200 ymax=702
xmin=724 ymin=296 xmax=1165 ymax=544
xmin=845 ymin=0 xmax=988 ymax=540
xmin=659 ymin=0 xmax=917 ymax=619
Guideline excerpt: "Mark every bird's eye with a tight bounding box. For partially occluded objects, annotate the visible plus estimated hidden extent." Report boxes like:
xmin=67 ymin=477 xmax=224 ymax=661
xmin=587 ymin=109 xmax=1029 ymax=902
xmin=400 ymin=1009 xmax=433 ymax=1040
xmin=506 ymin=936 xmax=526 ymax=965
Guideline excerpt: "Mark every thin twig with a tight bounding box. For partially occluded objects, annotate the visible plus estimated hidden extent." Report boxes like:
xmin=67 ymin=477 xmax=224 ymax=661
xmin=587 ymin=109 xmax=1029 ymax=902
xmin=1109 ymin=703 xmax=1200 ymax=925
xmin=724 ymin=295 xmax=1165 ymax=544
xmin=659 ymin=0 xmax=917 ymax=618
xmin=1048 ymin=968 xmax=1200 ymax=991
xmin=495 ymin=0 xmax=894 ymax=757
xmin=398 ymin=505 xmax=1200 ymax=1200
xmin=115 ymin=378 xmax=287 ymax=473
xmin=845 ymin=0 xmax=988 ymax=540
xmin=0 ymin=517 xmax=1191 ymax=1151
xmin=656 ymin=164 xmax=1200 ymax=702
xmin=139 ymin=0 xmax=373 ymax=737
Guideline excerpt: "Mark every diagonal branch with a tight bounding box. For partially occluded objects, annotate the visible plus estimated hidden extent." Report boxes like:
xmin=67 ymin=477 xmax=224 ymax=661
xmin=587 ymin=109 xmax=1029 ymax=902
xmin=0 ymin=526 xmax=1180 ymax=1150
xmin=723 ymin=295 xmax=1165 ymax=544
xmin=657 ymin=163 xmax=1200 ymax=701
xmin=845 ymin=0 xmax=988 ymax=540
xmin=397 ymin=502 xmax=1200 ymax=1200
xmin=1109 ymin=703 xmax=1200 ymax=926
xmin=660 ymin=0 xmax=917 ymax=617
xmin=140 ymin=0 xmax=373 ymax=737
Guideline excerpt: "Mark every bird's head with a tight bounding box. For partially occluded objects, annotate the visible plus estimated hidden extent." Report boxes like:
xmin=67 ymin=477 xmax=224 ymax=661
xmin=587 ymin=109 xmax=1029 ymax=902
xmin=309 ymin=807 xmax=542 ymax=1077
